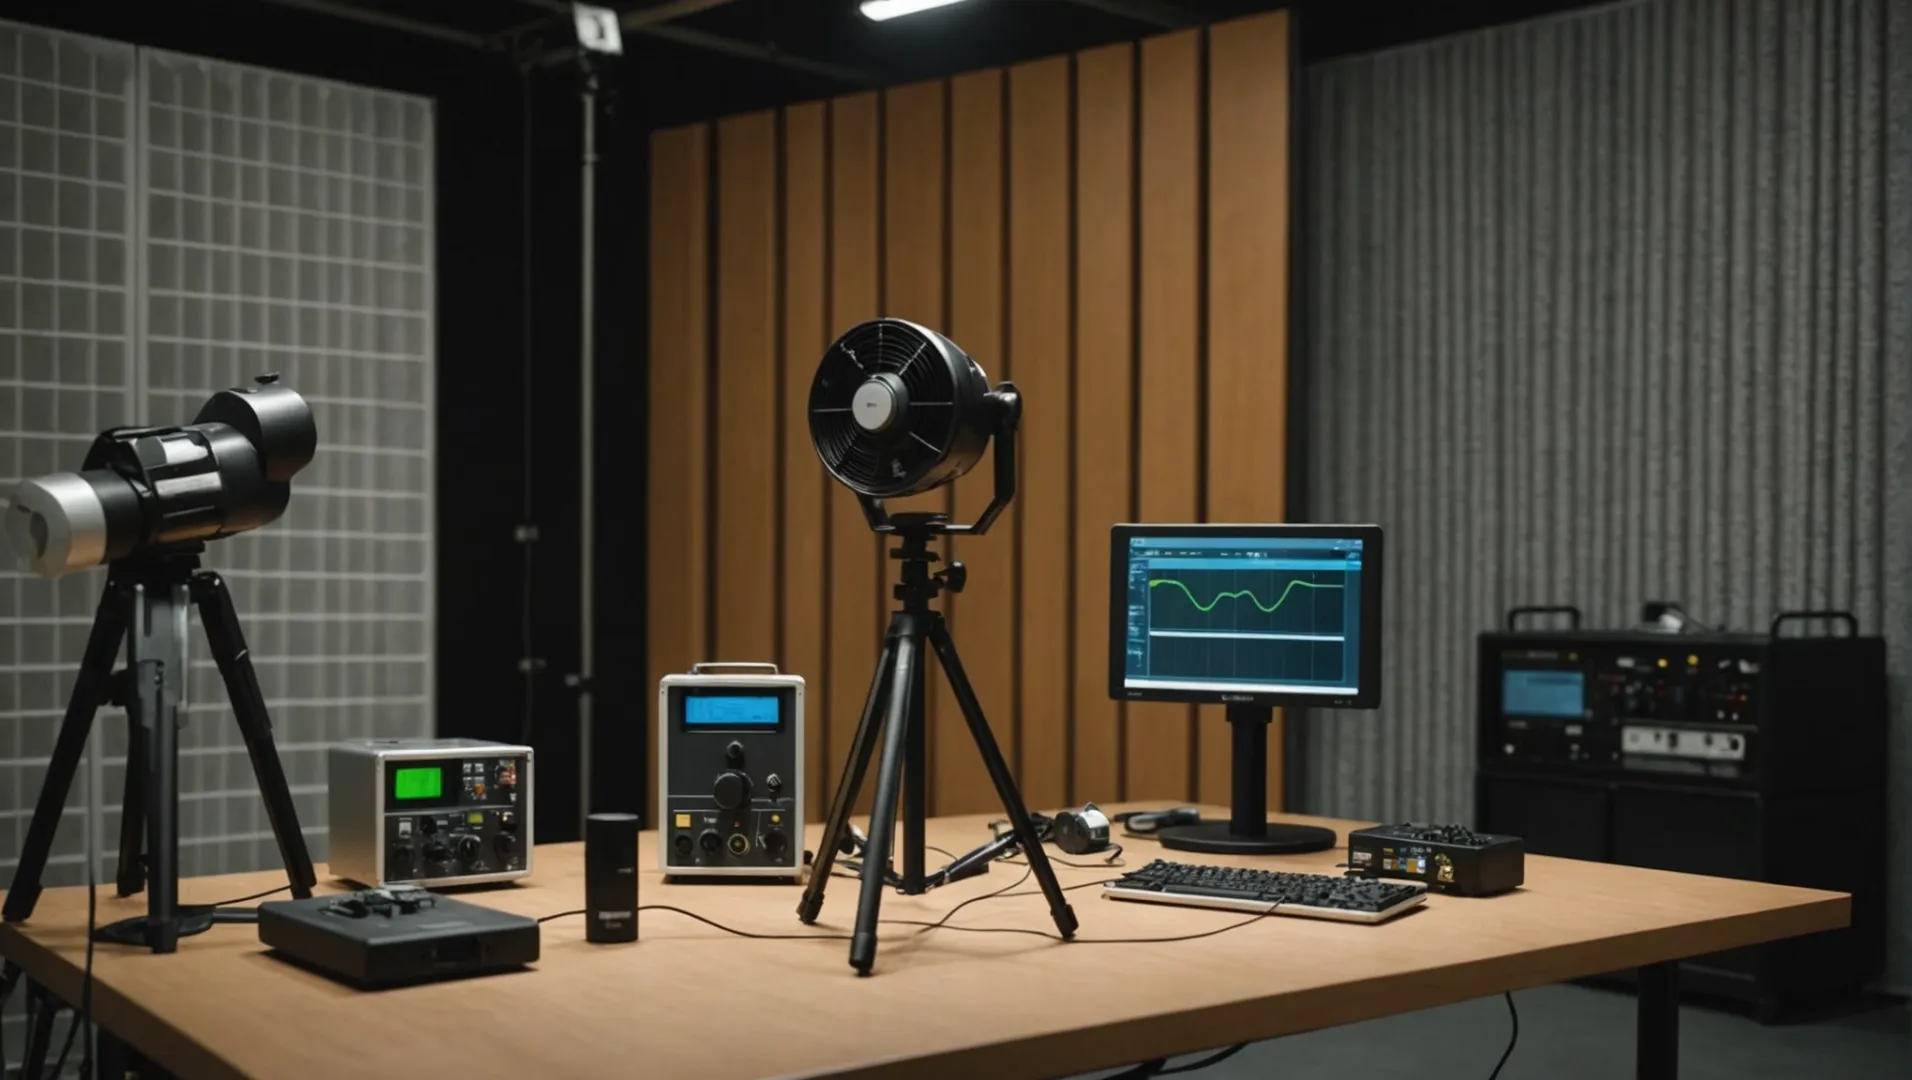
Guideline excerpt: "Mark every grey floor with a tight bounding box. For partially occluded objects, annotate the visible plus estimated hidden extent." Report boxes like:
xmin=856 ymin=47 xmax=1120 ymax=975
xmin=1077 ymin=985 xmax=1911 ymax=1079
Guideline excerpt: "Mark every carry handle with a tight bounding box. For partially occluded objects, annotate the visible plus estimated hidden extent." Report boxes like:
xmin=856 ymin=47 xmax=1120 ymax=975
xmin=1768 ymin=610 xmax=1859 ymax=639
xmin=1505 ymin=605 xmax=1582 ymax=631
xmin=689 ymin=662 xmax=782 ymax=675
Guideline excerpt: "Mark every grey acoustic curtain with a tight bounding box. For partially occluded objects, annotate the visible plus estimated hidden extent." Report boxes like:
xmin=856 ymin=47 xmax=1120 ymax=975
xmin=1299 ymin=0 xmax=1912 ymax=990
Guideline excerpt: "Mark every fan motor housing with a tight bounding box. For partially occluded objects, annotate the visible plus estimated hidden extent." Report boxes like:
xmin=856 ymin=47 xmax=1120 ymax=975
xmin=808 ymin=318 xmax=994 ymax=498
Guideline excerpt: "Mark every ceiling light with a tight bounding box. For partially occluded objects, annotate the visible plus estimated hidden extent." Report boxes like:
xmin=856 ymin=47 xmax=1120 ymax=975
xmin=860 ymin=0 xmax=972 ymax=22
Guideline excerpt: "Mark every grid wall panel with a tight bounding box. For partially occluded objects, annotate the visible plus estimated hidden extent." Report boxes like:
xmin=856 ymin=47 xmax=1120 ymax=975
xmin=0 ymin=19 xmax=137 ymax=1071
xmin=0 ymin=25 xmax=433 ymax=1063
xmin=138 ymin=48 xmax=434 ymax=878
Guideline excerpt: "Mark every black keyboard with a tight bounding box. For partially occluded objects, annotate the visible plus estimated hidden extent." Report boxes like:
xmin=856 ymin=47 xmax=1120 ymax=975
xmin=1102 ymin=860 xmax=1428 ymax=924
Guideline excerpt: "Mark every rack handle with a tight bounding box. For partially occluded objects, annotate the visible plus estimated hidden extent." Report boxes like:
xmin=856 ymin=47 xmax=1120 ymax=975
xmin=689 ymin=662 xmax=782 ymax=675
xmin=1505 ymin=605 xmax=1582 ymax=631
xmin=1768 ymin=610 xmax=1859 ymax=639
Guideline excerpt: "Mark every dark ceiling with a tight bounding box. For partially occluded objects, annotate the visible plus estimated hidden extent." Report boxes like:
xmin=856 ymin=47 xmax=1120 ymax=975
xmin=2 ymin=0 xmax=1613 ymax=127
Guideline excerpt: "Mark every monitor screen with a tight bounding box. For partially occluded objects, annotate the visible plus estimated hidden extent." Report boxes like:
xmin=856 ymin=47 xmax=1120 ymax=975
xmin=683 ymin=695 xmax=782 ymax=728
xmin=1501 ymin=669 xmax=1585 ymax=718
xmin=1109 ymin=524 xmax=1383 ymax=708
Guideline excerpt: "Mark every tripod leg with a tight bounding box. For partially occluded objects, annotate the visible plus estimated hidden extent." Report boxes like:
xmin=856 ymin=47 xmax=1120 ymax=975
xmin=850 ymin=618 xmax=923 ymax=975
xmin=3 ymin=586 xmax=125 ymax=925
xmin=797 ymin=630 xmax=899 ymax=924
xmin=115 ymin=712 xmax=145 ymax=897
xmin=928 ymin=617 xmax=1078 ymax=939
xmin=21 ymin=979 xmax=58 ymax=1079
xmin=193 ymin=572 xmax=318 ymax=897
xmin=902 ymin=637 xmax=928 ymax=894
xmin=130 ymin=653 xmax=179 ymax=952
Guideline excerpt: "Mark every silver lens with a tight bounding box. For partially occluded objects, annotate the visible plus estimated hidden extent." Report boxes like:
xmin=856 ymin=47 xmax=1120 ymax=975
xmin=4 ymin=473 xmax=108 ymax=579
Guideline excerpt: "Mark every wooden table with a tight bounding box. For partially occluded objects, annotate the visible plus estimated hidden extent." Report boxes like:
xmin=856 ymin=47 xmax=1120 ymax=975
xmin=0 ymin=810 xmax=1847 ymax=1080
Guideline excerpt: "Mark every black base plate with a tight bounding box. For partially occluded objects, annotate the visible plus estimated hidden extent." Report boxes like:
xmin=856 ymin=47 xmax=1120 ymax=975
xmin=93 ymin=905 xmax=257 ymax=947
xmin=1155 ymin=821 xmax=1337 ymax=855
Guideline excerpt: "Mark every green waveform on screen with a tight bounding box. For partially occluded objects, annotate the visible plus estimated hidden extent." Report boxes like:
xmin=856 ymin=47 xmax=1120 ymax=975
xmin=1148 ymin=577 xmax=1343 ymax=614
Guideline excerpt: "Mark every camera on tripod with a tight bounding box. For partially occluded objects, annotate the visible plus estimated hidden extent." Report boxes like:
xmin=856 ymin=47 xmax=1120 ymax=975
xmin=2 ymin=374 xmax=321 ymax=954
xmin=5 ymin=373 xmax=314 ymax=579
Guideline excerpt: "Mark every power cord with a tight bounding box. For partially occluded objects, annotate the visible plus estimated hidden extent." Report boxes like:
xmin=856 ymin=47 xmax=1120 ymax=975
xmin=205 ymin=885 xmax=292 ymax=908
xmin=1162 ymin=1044 xmax=1245 ymax=1074
xmin=1487 ymin=992 xmax=1518 ymax=1080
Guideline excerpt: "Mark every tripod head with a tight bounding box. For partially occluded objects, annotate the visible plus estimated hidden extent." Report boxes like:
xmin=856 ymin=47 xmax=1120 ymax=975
xmin=855 ymin=384 xmax=1020 ymax=537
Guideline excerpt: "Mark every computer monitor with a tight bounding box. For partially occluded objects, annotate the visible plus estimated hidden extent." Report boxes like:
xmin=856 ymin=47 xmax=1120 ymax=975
xmin=1108 ymin=523 xmax=1384 ymax=854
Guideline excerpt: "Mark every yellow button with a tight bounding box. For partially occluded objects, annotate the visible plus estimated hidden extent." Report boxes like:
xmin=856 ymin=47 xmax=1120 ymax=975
xmin=674 ymin=813 xmax=691 ymax=828
xmin=770 ymin=814 xmax=782 ymax=824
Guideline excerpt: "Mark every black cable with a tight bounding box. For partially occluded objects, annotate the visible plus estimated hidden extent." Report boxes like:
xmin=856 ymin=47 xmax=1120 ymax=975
xmin=80 ymin=841 xmax=97 ymax=1080
xmin=894 ymin=867 xmax=1034 ymax=937
xmin=205 ymin=884 xmax=291 ymax=908
xmin=1161 ymin=1044 xmax=1246 ymax=1074
xmin=537 ymin=909 xmax=586 ymax=924
xmin=1487 ymin=992 xmax=1518 ymax=1080
xmin=637 ymin=906 xmax=851 ymax=941
xmin=1003 ymin=847 xmax=1124 ymax=870
xmin=48 ymin=1008 xmax=79 ymax=1080
xmin=1100 ymin=1059 xmax=1168 ymax=1080
xmin=927 ymin=845 xmax=960 ymax=862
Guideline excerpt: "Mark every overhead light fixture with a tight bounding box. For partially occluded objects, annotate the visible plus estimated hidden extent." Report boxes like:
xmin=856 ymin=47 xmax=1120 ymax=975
xmin=860 ymin=0 xmax=972 ymax=22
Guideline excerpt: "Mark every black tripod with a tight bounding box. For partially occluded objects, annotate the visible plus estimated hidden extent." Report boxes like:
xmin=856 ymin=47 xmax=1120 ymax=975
xmin=3 ymin=546 xmax=317 ymax=953
xmin=798 ymin=517 xmax=1079 ymax=973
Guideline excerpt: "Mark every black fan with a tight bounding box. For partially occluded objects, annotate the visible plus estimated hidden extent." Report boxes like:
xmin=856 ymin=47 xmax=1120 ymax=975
xmin=797 ymin=320 xmax=1071 ymax=975
xmin=808 ymin=319 xmax=994 ymax=499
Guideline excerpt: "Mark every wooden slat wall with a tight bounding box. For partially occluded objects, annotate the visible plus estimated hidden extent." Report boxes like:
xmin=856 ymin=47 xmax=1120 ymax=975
xmin=1128 ymin=28 xmax=1202 ymax=801
xmin=1008 ymin=56 xmax=1072 ymax=812
xmin=940 ymin=70 xmax=1014 ymax=815
xmin=1205 ymin=14 xmax=1291 ymax=806
xmin=780 ymin=103 xmax=831 ymax=820
xmin=645 ymin=124 xmax=710 ymax=800
xmin=826 ymin=92 xmax=884 ymax=814
xmin=1071 ymin=42 xmax=1135 ymax=807
xmin=645 ymin=12 xmax=1293 ymax=824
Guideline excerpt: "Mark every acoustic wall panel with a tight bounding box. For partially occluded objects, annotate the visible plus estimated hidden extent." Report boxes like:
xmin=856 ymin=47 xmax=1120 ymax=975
xmin=643 ymin=122 xmax=709 ymax=813
xmin=140 ymin=49 xmax=435 ymax=878
xmin=780 ymin=101 xmax=831 ymax=824
xmin=1 ymin=24 xmax=435 ymax=1067
xmin=649 ymin=11 xmax=1294 ymax=820
xmin=713 ymin=110 xmax=778 ymax=663
xmin=825 ymin=91 xmax=883 ymax=815
xmin=1127 ymin=29 xmax=1202 ymax=801
xmin=1007 ymin=56 xmax=1072 ymax=811
xmin=939 ymin=69 xmax=1014 ymax=815
xmin=0 ymin=23 xmax=138 ymax=893
xmin=1301 ymin=0 xmax=1912 ymax=988
xmin=1070 ymin=42 xmax=1135 ymax=808
xmin=1205 ymin=12 xmax=1291 ymax=807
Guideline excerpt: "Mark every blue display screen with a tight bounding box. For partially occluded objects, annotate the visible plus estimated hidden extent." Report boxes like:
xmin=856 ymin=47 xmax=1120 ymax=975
xmin=684 ymin=695 xmax=781 ymax=727
xmin=1502 ymin=670 xmax=1585 ymax=718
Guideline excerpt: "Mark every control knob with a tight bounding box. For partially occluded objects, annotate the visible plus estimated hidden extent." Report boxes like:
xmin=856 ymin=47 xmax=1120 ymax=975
xmin=713 ymin=770 xmax=751 ymax=810
xmin=725 ymin=741 xmax=745 ymax=766
xmin=763 ymin=829 xmax=788 ymax=859
xmin=455 ymin=834 xmax=482 ymax=866
xmin=494 ymin=831 xmax=519 ymax=859
xmin=698 ymin=829 xmax=722 ymax=854
xmin=386 ymin=845 xmax=415 ymax=880
xmin=422 ymin=838 xmax=451 ymax=869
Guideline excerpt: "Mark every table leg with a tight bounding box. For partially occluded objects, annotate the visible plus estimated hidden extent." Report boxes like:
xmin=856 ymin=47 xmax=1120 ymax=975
xmin=1637 ymin=961 xmax=1679 ymax=1079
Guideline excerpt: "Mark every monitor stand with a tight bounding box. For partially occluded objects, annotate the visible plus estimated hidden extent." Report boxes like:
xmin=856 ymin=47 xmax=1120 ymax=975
xmin=1154 ymin=703 xmax=1337 ymax=856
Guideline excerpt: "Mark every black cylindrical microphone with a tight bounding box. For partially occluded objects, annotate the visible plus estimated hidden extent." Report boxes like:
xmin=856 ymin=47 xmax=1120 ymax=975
xmin=586 ymin=813 xmax=639 ymax=943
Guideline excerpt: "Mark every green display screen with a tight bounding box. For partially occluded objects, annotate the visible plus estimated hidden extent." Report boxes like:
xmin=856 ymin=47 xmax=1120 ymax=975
xmin=392 ymin=767 xmax=443 ymax=800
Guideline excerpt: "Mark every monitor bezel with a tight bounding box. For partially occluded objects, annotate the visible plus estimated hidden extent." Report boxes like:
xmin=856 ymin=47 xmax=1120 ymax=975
xmin=1107 ymin=523 xmax=1384 ymax=709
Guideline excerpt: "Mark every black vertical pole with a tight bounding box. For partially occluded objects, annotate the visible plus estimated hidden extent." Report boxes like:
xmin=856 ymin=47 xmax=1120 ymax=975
xmin=1636 ymin=961 xmax=1680 ymax=1080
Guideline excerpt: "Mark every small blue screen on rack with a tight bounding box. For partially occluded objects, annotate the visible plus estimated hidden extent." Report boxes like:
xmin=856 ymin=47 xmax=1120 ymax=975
xmin=1501 ymin=670 xmax=1585 ymax=718
xmin=684 ymin=696 xmax=780 ymax=727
